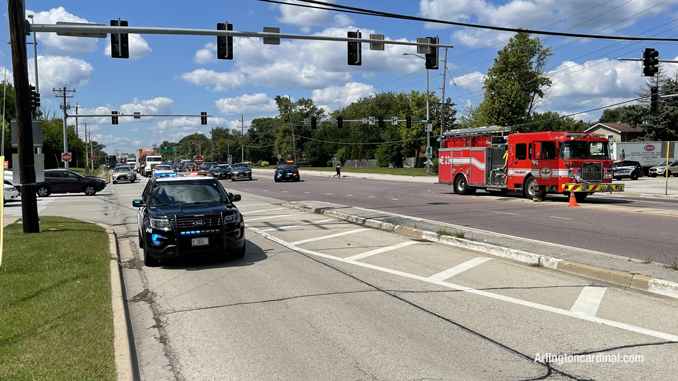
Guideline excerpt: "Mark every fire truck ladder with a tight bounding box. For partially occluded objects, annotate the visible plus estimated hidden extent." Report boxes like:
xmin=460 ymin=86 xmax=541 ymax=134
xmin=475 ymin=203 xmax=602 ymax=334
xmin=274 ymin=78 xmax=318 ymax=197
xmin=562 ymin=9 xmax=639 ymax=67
xmin=443 ymin=125 xmax=512 ymax=138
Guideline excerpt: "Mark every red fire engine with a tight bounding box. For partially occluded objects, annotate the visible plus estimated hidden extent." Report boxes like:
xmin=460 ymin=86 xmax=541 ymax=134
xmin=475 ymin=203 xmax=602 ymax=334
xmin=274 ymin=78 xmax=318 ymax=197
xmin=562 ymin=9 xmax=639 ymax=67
xmin=438 ymin=126 xmax=624 ymax=202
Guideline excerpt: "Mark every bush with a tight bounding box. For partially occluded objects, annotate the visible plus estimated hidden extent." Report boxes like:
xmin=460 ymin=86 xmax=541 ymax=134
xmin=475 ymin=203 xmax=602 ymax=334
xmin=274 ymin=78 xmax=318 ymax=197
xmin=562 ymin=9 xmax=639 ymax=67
xmin=258 ymin=160 xmax=269 ymax=167
xmin=432 ymin=158 xmax=439 ymax=175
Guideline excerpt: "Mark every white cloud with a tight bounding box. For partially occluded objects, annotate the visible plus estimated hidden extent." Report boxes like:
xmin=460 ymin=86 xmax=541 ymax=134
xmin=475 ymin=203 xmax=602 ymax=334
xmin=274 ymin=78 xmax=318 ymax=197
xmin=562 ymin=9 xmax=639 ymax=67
xmin=92 ymin=134 xmax=143 ymax=155
xmin=333 ymin=14 xmax=353 ymax=27
xmin=27 ymin=7 xmax=97 ymax=54
xmin=312 ymin=82 xmax=376 ymax=112
xmin=178 ymin=69 xmax=247 ymax=91
xmin=181 ymin=27 xmax=423 ymax=91
xmin=450 ymin=71 xmax=486 ymax=94
xmin=452 ymin=30 xmax=515 ymax=48
xmin=194 ymin=43 xmax=216 ymax=64
xmin=150 ymin=116 xmax=233 ymax=142
xmin=420 ymin=0 xmax=678 ymax=46
xmin=29 ymin=56 xmax=94 ymax=94
xmin=277 ymin=0 xmax=334 ymax=28
xmin=215 ymin=93 xmax=279 ymax=115
xmin=104 ymin=34 xmax=152 ymax=59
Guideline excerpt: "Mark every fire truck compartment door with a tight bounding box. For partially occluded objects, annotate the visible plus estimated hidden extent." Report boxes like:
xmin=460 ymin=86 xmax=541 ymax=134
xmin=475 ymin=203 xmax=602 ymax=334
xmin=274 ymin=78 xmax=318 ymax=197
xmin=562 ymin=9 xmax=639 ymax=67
xmin=531 ymin=141 xmax=559 ymax=186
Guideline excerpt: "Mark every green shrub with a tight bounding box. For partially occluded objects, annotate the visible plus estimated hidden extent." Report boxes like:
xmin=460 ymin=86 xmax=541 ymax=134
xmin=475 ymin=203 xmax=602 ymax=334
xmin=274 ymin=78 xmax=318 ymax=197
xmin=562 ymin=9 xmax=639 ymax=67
xmin=432 ymin=158 xmax=439 ymax=174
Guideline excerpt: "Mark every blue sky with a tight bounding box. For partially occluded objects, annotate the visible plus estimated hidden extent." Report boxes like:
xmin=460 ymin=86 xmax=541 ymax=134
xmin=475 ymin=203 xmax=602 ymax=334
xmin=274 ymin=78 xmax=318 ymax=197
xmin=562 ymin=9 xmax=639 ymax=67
xmin=2 ymin=0 xmax=678 ymax=155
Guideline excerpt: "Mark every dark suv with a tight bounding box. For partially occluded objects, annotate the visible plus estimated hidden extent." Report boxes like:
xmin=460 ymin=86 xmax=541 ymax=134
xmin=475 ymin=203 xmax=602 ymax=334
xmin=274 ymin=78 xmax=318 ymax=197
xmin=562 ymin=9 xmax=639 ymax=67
xmin=133 ymin=176 xmax=245 ymax=266
xmin=37 ymin=169 xmax=107 ymax=197
xmin=613 ymin=160 xmax=643 ymax=180
xmin=274 ymin=161 xmax=300 ymax=182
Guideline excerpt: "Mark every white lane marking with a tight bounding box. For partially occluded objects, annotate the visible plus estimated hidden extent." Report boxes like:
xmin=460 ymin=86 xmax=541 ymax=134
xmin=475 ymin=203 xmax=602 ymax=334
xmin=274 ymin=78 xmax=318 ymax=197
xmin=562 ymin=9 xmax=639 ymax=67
xmin=347 ymin=194 xmax=354 ymax=197
xmin=550 ymin=216 xmax=572 ymax=220
xmin=345 ymin=240 xmax=419 ymax=261
xmin=368 ymin=196 xmax=376 ymax=198
xmin=290 ymin=228 xmax=369 ymax=245
xmin=282 ymin=191 xmax=289 ymax=193
xmin=241 ymin=208 xmax=285 ymax=215
xmin=260 ymin=219 xmax=334 ymax=232
xmin=571 ymin=286 xmax=607 ymax=317
xmin=263 ymin=190 xmax=269 ymax=192
xmin=391 ymin=198 xmax=399 ymax=201
xmin=325 ymin=193 xmax=334 ymax=195
xmin=304 ymin=192 xmax=311 ymax=194
xmin=427 ymin=257 xmax=492 ymax=282
xmin=238 ymin=203 xmax=273 ymax=208
xmin=245 ymin=214 xmax=300 ymax=222
xmin=248 ymin=226 xmax=678 ymax=342
xmin=472 ymin=208 xmax=519 ymax=216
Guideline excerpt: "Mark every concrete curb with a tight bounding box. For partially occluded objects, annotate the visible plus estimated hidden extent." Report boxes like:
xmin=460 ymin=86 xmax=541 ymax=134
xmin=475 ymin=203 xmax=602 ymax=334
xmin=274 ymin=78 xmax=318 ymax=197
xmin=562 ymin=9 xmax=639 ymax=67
xmin=282 ymin=202 xmax=678 ymax=300
xmin=100 ymin=225 xmax=135 ymax=381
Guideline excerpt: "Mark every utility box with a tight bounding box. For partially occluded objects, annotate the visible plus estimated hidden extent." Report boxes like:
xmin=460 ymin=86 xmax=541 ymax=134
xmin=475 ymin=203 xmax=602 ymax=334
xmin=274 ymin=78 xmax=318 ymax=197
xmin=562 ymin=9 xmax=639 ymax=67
xmin=10 ymin=120 xmax=43 ymax=148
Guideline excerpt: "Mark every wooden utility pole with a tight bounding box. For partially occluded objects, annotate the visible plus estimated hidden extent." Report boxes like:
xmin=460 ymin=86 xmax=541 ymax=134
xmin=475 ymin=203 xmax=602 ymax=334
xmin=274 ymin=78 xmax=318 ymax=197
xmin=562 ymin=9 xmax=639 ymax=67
xmin=8 ymin=0 xmax=40 ymax=233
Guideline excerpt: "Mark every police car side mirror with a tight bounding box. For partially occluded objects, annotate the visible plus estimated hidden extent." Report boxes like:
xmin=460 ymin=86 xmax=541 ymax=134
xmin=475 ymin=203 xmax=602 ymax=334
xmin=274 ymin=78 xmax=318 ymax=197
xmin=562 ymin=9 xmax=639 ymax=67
xmin=228 ymin=192 xmax=241 ymax=202
xmin=132 ymin=199 xmax=145 ymax=207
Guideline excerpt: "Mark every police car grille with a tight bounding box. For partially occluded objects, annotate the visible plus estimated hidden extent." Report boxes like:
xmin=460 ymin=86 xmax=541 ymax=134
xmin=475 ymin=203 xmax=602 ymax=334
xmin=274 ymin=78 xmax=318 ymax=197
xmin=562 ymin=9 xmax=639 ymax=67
xmin=175 ymin=215 xmax=221 ymax=230
xmin=582 ymin=162 xmax=602 ymax=181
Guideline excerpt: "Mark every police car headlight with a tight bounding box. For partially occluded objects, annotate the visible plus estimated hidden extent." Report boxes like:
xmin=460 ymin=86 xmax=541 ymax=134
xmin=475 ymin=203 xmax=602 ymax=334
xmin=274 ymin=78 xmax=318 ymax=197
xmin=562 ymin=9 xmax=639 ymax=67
xmin=223 ymin=213 xmax=240 ymax=224
xmin=150 ymin=217 xmax=171 ymax=231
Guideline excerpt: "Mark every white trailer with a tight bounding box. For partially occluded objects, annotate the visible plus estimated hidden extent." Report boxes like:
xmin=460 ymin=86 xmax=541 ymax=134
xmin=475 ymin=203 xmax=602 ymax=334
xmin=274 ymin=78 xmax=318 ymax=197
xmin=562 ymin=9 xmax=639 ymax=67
xmin=611 ymin=141 xmax=678 ymax=169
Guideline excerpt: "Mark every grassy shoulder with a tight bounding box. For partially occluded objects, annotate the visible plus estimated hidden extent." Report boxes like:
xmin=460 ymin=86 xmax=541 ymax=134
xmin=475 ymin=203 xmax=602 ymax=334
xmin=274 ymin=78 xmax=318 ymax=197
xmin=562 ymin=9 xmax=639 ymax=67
xmin=69 ymin=167 xmax=104 ymax=178
xmin=0 ymin=217 xmax=116 ymax=380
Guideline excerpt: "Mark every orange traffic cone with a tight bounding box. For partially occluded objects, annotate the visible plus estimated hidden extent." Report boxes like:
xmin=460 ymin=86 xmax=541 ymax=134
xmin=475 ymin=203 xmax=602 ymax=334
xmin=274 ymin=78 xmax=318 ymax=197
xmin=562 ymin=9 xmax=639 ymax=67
xmin=568 ymin=192 xmax=579 ymax=207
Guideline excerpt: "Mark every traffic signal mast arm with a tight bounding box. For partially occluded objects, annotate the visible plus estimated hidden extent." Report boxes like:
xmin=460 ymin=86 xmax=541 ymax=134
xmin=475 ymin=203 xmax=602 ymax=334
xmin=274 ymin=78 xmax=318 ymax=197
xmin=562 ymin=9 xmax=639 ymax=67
xmin=69 ymin=113 xmax=214 ymax=118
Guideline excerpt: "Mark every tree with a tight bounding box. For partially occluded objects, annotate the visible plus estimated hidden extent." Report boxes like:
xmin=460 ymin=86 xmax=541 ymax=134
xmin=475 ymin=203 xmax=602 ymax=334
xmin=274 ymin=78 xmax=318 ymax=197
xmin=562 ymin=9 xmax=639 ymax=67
xmin=475 ymin=31 xmax=553 ymax=130
xmin=247 ymin=118 xmax=276 ymax=163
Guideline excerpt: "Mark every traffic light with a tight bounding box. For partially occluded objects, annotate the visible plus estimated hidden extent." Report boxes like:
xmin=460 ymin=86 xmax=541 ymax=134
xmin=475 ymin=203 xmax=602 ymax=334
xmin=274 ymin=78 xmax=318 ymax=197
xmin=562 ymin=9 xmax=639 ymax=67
xmin=311 ymin=117 xmax=317 ymax=129
xmin=378 ymin=116 xmax=384 ymax=128
xmin=29 ymin=85 xmax=40 ymax=111
xmin=643 ymin=48 xmax=659 ymax=77
xmin=201 ymin=112 xmax=207 ymax=125
xmin=406 ymin=116 xmax=412 ymax=128
xmin=337 ymin=116 xmax=343 ymax=129
xmin=217 ymin=23 xmax=234 ymax=60
xmin=112 ymin=111 xmax=119 ymax=125
xmin=425 ymin=36 xmax=439 ymax=70
xmin=650 ymin=86 xmax=659 ymax=113
xmin=110 ymin=20 xmax=129 ymax=59
xmin=347 ymin=31 xmax=362 ymax=66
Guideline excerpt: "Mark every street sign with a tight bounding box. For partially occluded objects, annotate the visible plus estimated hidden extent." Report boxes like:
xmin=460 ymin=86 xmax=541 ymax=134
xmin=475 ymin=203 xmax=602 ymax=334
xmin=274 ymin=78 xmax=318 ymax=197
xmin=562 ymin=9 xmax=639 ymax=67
xmin=160 ymin=145 xmax=174 ymax=152
xmin=61 ymin=152 xmax=72 ymax=162
xmin=412 ymin=119 xmax=423 ymax=124
xmin=391 ymin=117 xmax=398 ymax=126
xmin=361 ymin=118 xmax=368 ymax=124
xmin=193 ymin=155 xmax=204 ymax=166
xmin=425 ymin=123 xmax=433 ymax=132
xmin=426 ymin=146 xmax=432 ymax=159
xmin=277 ymin=154 xmax=282 ymax=160
xmin=368 ymin=116 xmax=375 ymax=125
xmin=134 ymin=112 xmax=141 ymax=119
xmin=303 ymin=118 xmax=310 ymax=125
xmin=425 ymin=159 xmax=433 ymax=166
xmin=90 ymin=155 xmax=97 ymax=160
xmin=330 ymin=117 xmax=336 ymax=124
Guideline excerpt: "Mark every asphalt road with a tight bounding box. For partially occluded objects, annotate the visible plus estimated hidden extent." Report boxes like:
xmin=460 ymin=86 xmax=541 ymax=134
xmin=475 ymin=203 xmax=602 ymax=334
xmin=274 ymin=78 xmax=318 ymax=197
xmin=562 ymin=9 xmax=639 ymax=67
xmin=17 ymin=177 xmax=678 ymax=380
xmin=221 ymin=172 xmax=678 ymax=262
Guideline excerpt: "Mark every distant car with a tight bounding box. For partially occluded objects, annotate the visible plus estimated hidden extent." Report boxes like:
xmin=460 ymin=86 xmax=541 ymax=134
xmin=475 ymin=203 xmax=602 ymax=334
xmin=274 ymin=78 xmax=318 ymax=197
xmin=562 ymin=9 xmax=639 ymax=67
xmin=179 ymin=162 xmax=195 ymax=172
xmin=649 ymin=161 xmax=678 ymax=177
xmin=230 ymin=163 xmax=252 ymax=181
xmin=132 ymin=176 xmax=245 ymax=266
xmin=113 ymin=165 xmax=137 ymax=184
xmin=200 ymin=162 xmax=217 ymax=171
xmin=613 ymin=160 xmax=642 ymax=180
xmin=153 ymin=164 xmax=177 ymax=178
xmin=4 ymin=169 xmax=19 ymax=191
xmin=210 ymin=164 xmax=232 ymax=179
xmin=4 ymin=180 xmax=19 ymax=205
xmin=274 ymin=161 xmax=300 ymax=182
xmin=36 ymin=169 xmax=107 ymax=197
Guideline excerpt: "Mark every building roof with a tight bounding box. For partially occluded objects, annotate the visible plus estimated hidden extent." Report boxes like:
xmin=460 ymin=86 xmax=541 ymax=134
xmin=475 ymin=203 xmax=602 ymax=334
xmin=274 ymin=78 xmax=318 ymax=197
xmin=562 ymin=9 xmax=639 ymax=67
xmin=585 ymin=123 xmax=644 ymax=133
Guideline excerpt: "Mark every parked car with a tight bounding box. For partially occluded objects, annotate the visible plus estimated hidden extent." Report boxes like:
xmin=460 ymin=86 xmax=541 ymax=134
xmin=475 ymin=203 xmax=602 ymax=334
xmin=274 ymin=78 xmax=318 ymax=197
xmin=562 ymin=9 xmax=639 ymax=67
xmin=230 ymin=162 xmax=252 ymax=181
xmin=613 ymin=160 xmax=642 ymax=180
xmin=36 ymin=169 xmax=107 ymax=197
xmin=649 ymin=161 xmax=678 ymax=177
xmin=113 ymin=165 xmax=137 ymax=184
xmin=4 ymin=169 xmax=19 ymax=191
xmin=4 ymin=180 xmax=19 ymax=205
xmin=132 ymin=176 xmax=245 ymax=266
xmin=210 ymin=164 xmax=232 ymax=179
xmin=274 ymin=161 xmax=300 ymax=182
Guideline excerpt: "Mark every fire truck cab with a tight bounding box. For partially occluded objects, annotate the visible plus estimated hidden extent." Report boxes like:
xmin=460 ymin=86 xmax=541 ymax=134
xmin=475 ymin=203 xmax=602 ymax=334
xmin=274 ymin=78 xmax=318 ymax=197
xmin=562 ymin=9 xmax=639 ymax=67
xmin=438 ymin=126 xmax=624 ymax=202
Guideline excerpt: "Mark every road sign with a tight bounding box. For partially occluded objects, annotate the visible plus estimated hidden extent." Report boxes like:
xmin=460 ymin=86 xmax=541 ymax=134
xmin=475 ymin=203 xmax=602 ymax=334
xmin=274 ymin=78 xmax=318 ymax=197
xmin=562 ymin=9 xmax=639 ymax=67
xmin=425 ymin=123 xmax=433 ymax=132
xmin=193 ymin=155 xmax=204 ymax=166
xmin=303 ymin=118 xmax=310 ymax=125
xmin=61 ymin=152 xmax=72 ymax=162
xmin=160 ymin=145 xmax=174 ymax=152
xmin=368 ymin=116 xmax=375 ymax=125
xmin=361 ymin=118 xmax=368 ymax=124
xmin=391 ymin=117 xmax=398 ymax=126
xmin=426 ymin=147 xmax=432 ymax=159
xmin=90 ymin=155 xmax=97 ymax=160
xmin=412 ymin=119 xmax=423 ymax=124
xmin=134 ymin=112 xmax=141 ymax=119
xmin=330 ymin=117 xmax=336 ymax=124
xmin=425 ymin=159 xmax=433 ymax=166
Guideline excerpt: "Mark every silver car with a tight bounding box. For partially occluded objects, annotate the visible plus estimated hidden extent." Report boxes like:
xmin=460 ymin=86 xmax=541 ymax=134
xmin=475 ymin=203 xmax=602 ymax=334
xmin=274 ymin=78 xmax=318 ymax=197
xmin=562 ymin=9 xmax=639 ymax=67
xmin=113 ymin=165 xmax=137 ymax=183
xmin=648 ymin=161 xmax=678 ymax=177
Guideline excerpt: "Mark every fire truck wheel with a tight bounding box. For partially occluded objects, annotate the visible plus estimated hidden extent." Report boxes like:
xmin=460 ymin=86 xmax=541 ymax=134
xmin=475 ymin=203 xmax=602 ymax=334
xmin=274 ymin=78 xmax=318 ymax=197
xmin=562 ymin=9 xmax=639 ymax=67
xmin=454 ymin=175 xmax=475 ymax=195
xmin=575 ymin=193 xmax=588 ymax=202
xmin=524 ymin=176 xmax=545 ymax=201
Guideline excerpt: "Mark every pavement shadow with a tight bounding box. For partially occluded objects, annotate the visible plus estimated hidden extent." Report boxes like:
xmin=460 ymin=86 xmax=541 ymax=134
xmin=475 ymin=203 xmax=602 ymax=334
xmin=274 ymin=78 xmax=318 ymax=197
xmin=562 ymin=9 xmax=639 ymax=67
xmin=158 ymin=240 xmax=269 ymax=271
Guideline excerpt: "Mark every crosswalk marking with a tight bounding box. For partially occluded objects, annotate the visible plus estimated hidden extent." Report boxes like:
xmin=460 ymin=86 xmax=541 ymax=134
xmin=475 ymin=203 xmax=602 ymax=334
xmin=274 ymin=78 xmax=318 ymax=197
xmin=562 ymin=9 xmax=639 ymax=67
xmin=260 ymin=219 xmax=334 ymax=232
xmin=571 ymin=286 xmax=607 ymax=317
xmin=427 ymin=257 xmax=492 ymax=281
xmin=345 ymin=241 xmax=419 ymax=261
xmin=3 ymin=198 xmax=54 ymax=217
xmin=245 ymin=214 xmax=300 ymax=222
xmin=241 ymin=208 xmax=285 ymax=215
xmin=290 ymin=228 xmax=369 ymax=245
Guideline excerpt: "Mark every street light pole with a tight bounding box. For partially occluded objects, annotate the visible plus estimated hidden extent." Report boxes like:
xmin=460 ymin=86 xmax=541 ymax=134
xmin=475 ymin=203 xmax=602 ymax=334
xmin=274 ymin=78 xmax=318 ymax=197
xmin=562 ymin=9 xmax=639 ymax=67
xmin=403 ymin=53 xmax=431 ymax=175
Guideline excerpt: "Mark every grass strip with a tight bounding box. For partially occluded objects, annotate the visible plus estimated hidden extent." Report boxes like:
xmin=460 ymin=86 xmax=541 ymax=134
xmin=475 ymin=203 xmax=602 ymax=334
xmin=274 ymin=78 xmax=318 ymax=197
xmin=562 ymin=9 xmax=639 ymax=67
xmin=0 ymin=217 xmax=116 ymax=380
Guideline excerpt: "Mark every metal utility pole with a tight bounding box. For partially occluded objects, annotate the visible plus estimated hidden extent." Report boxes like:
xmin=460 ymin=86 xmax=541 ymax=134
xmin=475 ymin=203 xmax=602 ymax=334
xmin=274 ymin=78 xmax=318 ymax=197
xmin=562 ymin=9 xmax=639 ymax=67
xmin=440 ymin=47 xmax=448 ymax=136
xmin=28 ymin=14 xmax=39 ymax=117
xmin=84 ymin=123 xmax=89 ymax=175
xmin=425 ymin=68 xmax=430 ymax=175
xmin=8 ymin=0 xmax=40 ymax=233
xmin=241 ymin=115 xmax=244 ymax=163
xmin=88 ymin=132 xmax=93 ymax=171
xmin=288 ymin=97 xmax=297 ymax=163
xmin=53 ymin=86 xmax=75 ymax=169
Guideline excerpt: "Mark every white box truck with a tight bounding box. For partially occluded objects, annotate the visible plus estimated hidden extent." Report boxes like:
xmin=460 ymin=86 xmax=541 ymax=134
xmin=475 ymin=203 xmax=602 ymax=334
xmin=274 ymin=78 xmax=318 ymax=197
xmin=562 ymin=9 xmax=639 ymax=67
xmin=611 ymin=141 xmax=677 ymax=171
xmin=144 ymin=155 xmax=163 ymax=177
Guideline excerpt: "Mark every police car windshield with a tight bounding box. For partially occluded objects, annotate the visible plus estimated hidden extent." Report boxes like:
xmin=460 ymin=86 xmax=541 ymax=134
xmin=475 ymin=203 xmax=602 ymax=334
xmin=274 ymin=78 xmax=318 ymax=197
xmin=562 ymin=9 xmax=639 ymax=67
xmin=155 ymin=165 xmax=172 ymax=171
xmin=149 ymin=180 xmax=228 ymax=207
xmin=277 ymin=163 xmax=296 ymax=169
xmin=560 ymin=141 xmax=611 ymax=160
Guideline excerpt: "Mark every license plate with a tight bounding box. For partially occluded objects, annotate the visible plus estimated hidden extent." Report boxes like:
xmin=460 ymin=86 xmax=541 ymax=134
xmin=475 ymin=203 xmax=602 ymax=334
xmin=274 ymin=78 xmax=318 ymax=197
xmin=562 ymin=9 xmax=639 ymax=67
xmin=192 ymin=237 xmax=209 ymax=246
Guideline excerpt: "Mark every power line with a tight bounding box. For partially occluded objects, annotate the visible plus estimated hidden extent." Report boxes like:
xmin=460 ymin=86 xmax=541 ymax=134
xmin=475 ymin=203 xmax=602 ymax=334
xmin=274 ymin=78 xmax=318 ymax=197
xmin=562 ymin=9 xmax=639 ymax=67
xmin=268 ymin=0 xmax=678 ymax=42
